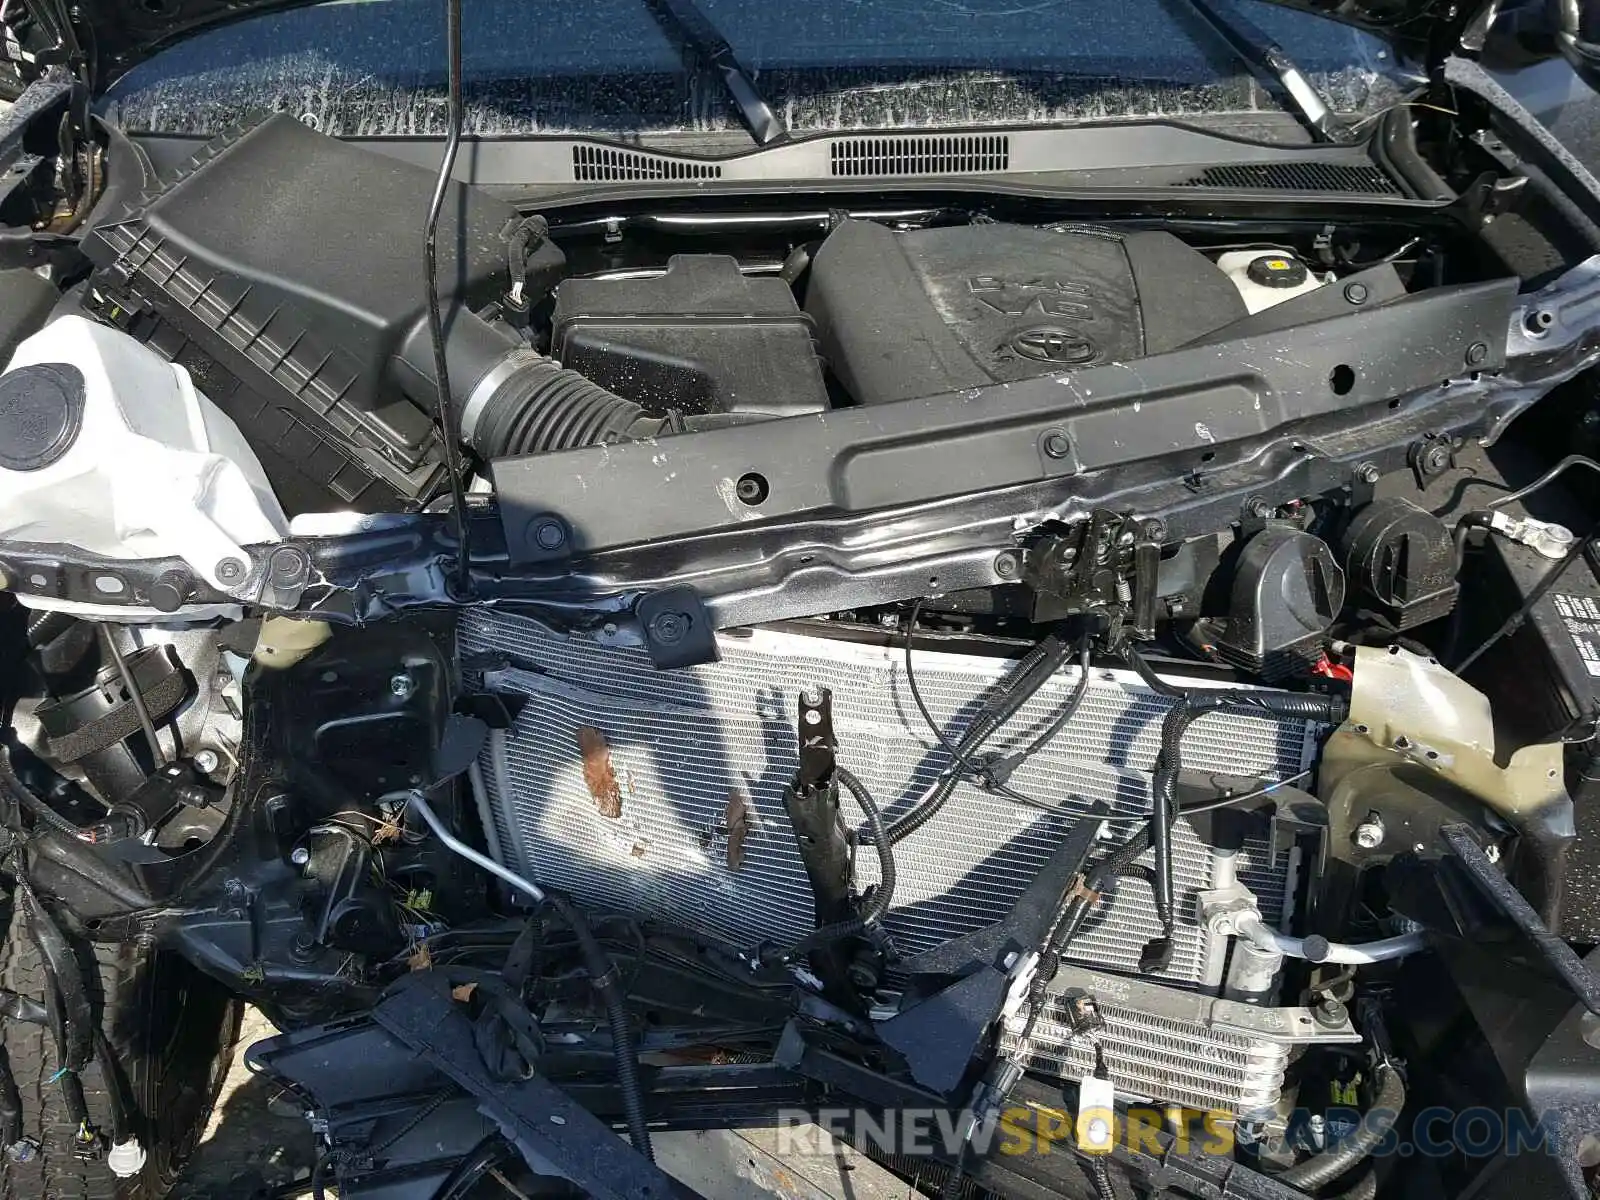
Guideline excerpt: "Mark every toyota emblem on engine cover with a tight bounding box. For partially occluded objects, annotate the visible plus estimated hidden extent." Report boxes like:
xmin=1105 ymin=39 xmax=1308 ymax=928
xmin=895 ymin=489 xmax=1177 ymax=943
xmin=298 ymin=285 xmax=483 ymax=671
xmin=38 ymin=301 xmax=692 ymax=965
xmin=1010 ymin=326 xmax=1096 ymax=364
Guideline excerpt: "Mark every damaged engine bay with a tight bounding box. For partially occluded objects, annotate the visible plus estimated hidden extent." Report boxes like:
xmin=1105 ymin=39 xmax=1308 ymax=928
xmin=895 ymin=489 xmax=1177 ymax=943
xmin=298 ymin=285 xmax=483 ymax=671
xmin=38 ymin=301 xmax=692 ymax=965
xmin=6 ymin=25 xmax=1600 ymax=1199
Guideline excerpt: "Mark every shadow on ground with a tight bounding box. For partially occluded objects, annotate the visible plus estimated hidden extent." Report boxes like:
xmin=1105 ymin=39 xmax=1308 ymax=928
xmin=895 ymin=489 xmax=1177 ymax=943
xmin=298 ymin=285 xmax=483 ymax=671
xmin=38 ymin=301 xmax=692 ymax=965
xmin=172 ymin=1009 xmax=318 ymax=1200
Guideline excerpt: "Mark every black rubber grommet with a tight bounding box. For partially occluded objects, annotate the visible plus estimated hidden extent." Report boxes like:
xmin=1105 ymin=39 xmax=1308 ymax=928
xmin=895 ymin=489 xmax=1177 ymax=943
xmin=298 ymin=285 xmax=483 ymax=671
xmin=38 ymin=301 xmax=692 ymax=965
xmin=0 ymin=363 xmax=85 ymax=472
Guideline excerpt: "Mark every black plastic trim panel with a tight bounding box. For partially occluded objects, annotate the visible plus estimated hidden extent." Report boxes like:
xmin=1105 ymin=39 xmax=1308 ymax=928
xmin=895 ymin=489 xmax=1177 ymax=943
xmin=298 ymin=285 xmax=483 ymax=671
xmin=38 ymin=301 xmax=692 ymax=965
xmin=493 ymin=278 xmax=1517 ymax=561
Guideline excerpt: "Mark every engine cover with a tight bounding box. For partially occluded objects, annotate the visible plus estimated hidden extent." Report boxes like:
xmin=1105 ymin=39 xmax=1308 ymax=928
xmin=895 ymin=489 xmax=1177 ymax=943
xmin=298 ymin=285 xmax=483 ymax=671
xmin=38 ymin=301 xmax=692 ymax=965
xmin=804 ymin=220 xmax=1247 ymax=405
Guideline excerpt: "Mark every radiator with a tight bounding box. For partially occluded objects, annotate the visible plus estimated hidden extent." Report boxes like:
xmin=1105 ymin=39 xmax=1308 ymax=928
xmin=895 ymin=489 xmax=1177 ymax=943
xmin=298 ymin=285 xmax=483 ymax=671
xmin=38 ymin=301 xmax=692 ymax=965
xmin=460 ymin=611 xmax=1316 ymax=991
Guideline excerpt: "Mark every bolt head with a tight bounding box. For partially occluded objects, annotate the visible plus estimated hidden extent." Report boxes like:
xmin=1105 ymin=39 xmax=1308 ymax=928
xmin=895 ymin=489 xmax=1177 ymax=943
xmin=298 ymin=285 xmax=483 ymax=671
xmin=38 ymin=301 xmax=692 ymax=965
xmin=389 ymin=673 xmax=414 ymax=699
xmin=1353 ymin=821 xmax=1385 ymax=850
xmin=290 ymin=846 xmax=310 ymax=867
xmin=1423 ymin=445 xmax=1451 ymax=472
xmin=1356 ymin=462 xmax=1381 ymax=484
xmin=215 ymin=557 xmax=246 ymax=584
xmin=193 ymin=749 xmax=220 ymax=775
xmin=268 ymin=548 xmax=307 ymax=585
xmin=1042 ymin=431 xmax=1071 ymax=460
xmin=1313 ymin=995 xmax=1348 ymax=1028
xmin=1344 ymin=282 xmax=1370 ymax=305
xmin=993 ymin=551 xmax=1020 ymax=579
xmin=1466 ymin=341 xmax=1489 ymax=367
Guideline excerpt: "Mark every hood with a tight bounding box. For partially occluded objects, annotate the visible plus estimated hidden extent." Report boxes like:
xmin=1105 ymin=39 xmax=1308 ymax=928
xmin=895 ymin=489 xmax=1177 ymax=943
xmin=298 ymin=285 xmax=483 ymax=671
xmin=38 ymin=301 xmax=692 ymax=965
xmin=16 ymin=0 xmax=1514 ymax=94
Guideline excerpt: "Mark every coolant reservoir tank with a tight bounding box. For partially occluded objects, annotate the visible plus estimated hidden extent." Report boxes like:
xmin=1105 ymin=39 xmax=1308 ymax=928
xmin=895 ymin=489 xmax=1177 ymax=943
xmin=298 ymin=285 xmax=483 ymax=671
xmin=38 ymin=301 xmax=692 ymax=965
xmin=1216 ymin=250 xmax=1326 ymax=314
xmin=0 ymin=316 xmax=287 ymax=612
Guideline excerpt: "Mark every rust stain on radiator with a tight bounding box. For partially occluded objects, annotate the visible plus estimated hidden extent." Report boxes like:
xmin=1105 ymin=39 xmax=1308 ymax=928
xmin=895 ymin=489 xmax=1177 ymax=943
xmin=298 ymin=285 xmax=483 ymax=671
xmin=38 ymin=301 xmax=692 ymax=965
xmin=725 ymin=788 xmax=752 ymax=870
xmin=577 ymin=726 xmax=623 ymax=818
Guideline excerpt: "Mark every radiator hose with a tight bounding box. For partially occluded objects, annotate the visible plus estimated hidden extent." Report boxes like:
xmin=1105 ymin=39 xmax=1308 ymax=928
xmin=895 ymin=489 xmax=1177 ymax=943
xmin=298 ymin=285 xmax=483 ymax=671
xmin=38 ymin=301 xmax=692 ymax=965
xmin=1277 ymin=1063 xmax=1405 ymax=1192
xmin=1125 ymin=649 xmax=1347 ymax=973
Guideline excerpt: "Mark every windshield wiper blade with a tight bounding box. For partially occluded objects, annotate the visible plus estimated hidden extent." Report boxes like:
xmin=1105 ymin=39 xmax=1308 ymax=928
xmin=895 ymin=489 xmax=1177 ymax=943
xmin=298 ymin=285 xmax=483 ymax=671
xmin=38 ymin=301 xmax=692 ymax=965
xmin=642 ymin=0 xmax=786 ymax=145
xmin=1179 ymin=0 xmax=1352 ymax=143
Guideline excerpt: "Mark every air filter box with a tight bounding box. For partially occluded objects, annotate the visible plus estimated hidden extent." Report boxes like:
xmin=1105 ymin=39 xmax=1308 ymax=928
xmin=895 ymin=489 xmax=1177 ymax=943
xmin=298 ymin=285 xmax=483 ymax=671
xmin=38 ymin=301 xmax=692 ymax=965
xmin=552 ymin=255 xmax=828 ymax=418
xmin=81 ymin=115 xmax=562 ymax=512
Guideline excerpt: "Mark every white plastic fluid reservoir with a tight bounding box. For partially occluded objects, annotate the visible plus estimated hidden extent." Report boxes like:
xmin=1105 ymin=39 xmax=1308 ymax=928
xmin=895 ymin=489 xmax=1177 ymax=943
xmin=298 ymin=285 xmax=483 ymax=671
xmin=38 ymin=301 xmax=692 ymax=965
xmin=1216 ymin=250 xmax=1326 ymax=314
xmin=0 ymin=315 xmax=287 ymax=618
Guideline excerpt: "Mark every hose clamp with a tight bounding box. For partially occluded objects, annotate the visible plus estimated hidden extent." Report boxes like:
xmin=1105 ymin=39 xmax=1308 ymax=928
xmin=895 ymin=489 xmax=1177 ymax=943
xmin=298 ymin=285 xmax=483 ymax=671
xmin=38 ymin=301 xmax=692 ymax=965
xmin=460 ymin=348 xmax=543 ymax=449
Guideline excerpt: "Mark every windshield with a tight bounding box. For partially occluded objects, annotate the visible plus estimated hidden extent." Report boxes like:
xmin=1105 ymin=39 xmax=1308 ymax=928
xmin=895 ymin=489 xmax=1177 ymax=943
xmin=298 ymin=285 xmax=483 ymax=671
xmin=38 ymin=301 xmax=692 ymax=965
xmin=103 ymin=0 xmax=1410 ymax=140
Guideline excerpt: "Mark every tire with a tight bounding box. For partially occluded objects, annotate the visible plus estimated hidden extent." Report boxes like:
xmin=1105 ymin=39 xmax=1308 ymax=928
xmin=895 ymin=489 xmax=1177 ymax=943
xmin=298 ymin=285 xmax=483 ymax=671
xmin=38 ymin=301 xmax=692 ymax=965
xmin=0 ymin=898 xmax=242 ymax=1199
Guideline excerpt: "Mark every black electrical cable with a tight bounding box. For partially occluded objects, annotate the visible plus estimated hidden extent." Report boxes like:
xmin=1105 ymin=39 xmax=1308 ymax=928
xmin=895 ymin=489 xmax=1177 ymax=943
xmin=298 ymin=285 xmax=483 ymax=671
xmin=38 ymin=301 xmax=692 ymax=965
xmin=1454 ymin=522 xmax=1599 ymax=673
xmin=1174 ymin=769 xmax=1313 ymax=815
xmin=1113 ymin=863 xmax=1158 ymax=888
xmin=894 ymin=602 xmax=1078 ymax=837
xmin=372 ymin=1088 xmax=453 ymax=1155
xmin=938 ymin=1147 xmax=968 ymax=1200
xmin=837 ymin=767 xmax=895 ymax=923
xmin=902 ymin=599 xmax=1056 ymax=794
xmin=1125 ymin=647 xmax=1345 ymax=971
xmin=548 ymin=896 xmax=653 ymax=1161
xmin=92 ymin=1027 xmax=133 ymax=1145
xmin=1488 ymin=454 xmax=1600 ymax=509
xmin=1087 ymin=1151 xmax=1117 ymax=1200
xmin=1276 ymin=1064 xmax=1405 ymax=1191
xmin=16 ymin=882 xmax=90 ymax=1074
xmin=422 ymin=0 xmax=474 ymax=597
xmin=98 ymin=626 xmax=166 ymax=768
xmin=434 ymin=1136 xmax=516 ymax=1200
xmin=979 ymin=633 xmax=1094 ymax=793
xmin=0 ymin=751 xmax=82 ymax=840
xmin=15 ymin=880 xmax=93 ymax=1133
xmin=778 ymin=767 xmax=896 ymax=957
xmin=0 ymin=1045 xmax=19 ymax=1150
xmin=1011 ymin=636 xmax=1094 ymax=765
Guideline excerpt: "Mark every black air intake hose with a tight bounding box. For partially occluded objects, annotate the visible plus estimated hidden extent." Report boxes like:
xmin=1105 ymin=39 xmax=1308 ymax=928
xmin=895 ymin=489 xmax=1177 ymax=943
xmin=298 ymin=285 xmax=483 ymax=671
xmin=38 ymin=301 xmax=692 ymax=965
xmin=393 ymin=309 xmax=663 ymax=459
xmin=467 ymin=353 xmax=665 ymax=457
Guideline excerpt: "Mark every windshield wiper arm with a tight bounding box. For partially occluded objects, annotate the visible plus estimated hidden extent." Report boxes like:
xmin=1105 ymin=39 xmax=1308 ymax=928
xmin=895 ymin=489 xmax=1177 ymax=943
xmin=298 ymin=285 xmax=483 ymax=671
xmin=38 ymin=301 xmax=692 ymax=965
xmin=642 ymin=0 xmax=786 ymax=145
xmin=1179 ymin=0 xmax=1352 ymax=143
